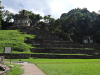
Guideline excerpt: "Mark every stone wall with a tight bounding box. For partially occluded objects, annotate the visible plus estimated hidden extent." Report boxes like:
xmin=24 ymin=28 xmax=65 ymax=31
xmin=92 ymin=54 xmax=100 ymax=59
xmin=6 ymin=25 xmax=96 ymax=58
xmin=6 ymin=25 xmax=61 ymax=41
xmin=0 ymin=53 xmax=100 ymax=59
xmin=6 ymin=25 xmax=28 ymax=30
xmin=31 ymin=54 xmax=94 ymax=59
xmin=31 ymin=49 xmax=95 ymax=55
xmin=26 ymin=39 xmax=79 ymax=45
xmin=0 ymin=53 xmax=30 ymax=59
xmin=32 ymin=44 xmax=87 ymax=48
xmin=24 ymin=26 xmax=61 ymax=41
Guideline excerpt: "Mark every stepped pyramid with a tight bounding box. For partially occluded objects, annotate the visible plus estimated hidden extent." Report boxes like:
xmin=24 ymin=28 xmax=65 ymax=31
xmin=6 ymin=25 xmax=96 ymax=59
xmin=6 ymin=9 xmax=97 ymax=58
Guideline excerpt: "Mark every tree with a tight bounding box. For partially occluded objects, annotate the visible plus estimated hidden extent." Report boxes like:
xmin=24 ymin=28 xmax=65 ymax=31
xmin=95 ymin=30 xmax=100 ymax=43
xmin=85 ymin=26 xmax=95 ymax=36
xmin=53 ymin=19 xmax=62 ymax=33
xmin=48 ymin=18 xmax=55 ymax=32
xmin=63 ymin=13 xmax=78 ymax=34
xmin=0 ymin=1 xmax=5 ymax=30
xmin=37 ymin=21 xmax=47 ymax=31
xmin=43 ymin=15 xmax=51 ymax=23
xmin=59 ymin=8 xmax=95 ymax=42
xmin=58 ymin=31 xmax=71 ymax=41
xmin=38 ymin=15 xmax=56 ymax=33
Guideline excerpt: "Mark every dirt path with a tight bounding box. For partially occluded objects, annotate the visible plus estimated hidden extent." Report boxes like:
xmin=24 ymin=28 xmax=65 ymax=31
xmin=4 ymin=61 xmax=47 ymax=75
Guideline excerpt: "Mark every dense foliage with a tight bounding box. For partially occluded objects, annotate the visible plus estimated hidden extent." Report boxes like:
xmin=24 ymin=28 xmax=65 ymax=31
xmin=60 ymin=8 xmax=100 ymax=43
xmin=1 ymin=7 xmax=100 ymax=43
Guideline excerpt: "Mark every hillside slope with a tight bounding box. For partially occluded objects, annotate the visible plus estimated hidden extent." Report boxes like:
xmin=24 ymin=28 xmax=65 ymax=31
xmin=0 ymin=30 xmax=35 ymax=53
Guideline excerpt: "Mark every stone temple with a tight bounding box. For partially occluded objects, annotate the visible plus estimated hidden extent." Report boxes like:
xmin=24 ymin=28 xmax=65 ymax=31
xmin=13 ymin=10 xmax=30 ymax=26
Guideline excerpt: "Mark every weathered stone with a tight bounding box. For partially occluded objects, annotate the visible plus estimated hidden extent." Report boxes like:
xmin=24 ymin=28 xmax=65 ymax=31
xmin=0 ymin=56 xmax=11 ymax=75
xmin=82 ymin=35 xmax=96 ymax=44
xmin=13 ymin=10 xmax=30 ymax=26
xmin=2 ymin=53 xmax=30 ymax=59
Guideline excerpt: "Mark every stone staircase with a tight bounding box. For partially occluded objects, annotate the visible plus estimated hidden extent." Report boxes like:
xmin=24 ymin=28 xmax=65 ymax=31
xmin=6 ymin=25 xmax=96 ymax=58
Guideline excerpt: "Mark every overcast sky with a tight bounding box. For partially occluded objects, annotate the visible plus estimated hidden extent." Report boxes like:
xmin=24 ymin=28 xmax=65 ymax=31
xmin=1 ymin=0 xmax=100 ymax=22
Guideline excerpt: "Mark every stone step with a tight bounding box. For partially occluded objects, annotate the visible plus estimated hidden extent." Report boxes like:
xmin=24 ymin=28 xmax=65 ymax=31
xmin=31 ymin=54 xmax=94 ymax=59
xmin=34 ymin=37 xmax=60 ymax=40
xmin=0 ymin=64 xmax=11 ymax=72
xmin=26 ymin=27 xmax=58 ymax=36
xmin=31 ymin=49 xmax=95 ymax=54
xmin=32 ymin=45 xmax=86 ymax=48
xmin=30 ymin=39 xmax=72 ymax=42
xmin=31 ymin=42 xmax=80 ymax=45
xmin=27 ymin=40 xmax=80 ymax=45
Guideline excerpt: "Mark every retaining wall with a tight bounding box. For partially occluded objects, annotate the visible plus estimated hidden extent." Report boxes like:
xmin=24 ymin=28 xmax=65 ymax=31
xmin=26 ymin=39 xmax=80 ymax=45
xmin=31 ymin=49 xmax=95 ymax=55
xmin=0 ymin=53 xmax=30 ymax=59
xmin=31 ymin=54 xmax=94 ymax=59
xmin=32 ymin=45 xmax=87 ymax=48
xmin=0 ymin=54 xmax=100 ymax=59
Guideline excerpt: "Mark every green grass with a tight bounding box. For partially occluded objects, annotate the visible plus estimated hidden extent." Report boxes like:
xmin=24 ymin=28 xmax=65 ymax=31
xmin=5 ymin=58 xmax=100 ymax=64
xmin=4 ymin=63 xmax=24 ymax=75
xmin=1 ymin=30 xmax=100 ymax=75
xmin=36 ymin=62 xmax=100 ymax=75
xmin=0 ymin=30 xmax=35 ymax=53
xmin=4 ymin=58 xmax=100 ymax=75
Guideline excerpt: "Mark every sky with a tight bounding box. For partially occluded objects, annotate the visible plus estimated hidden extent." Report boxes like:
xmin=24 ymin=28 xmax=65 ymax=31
xmin=1 ymin=0 xmax=100 ymax=22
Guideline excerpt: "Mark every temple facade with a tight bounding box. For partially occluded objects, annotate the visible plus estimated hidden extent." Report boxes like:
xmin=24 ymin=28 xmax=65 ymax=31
xmin=13 ymin=10 xmax=30 ymax=26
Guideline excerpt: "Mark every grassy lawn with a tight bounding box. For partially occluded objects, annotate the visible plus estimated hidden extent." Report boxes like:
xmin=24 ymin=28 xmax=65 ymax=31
xmin=4 ymin=58 xmax=100 ymax=75
xmin=0 ymin=30 xmax=35 ymax=54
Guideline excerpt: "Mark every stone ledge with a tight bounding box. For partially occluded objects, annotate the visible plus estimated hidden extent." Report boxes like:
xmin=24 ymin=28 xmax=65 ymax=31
xmin=0 ymin=64 xmax=11 ymax=75
xmin=0 ymin=56 xmax=11 ymax=75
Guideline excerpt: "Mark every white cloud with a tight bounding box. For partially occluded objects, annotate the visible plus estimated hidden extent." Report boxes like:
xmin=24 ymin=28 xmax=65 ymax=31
xmin=1 ymin=0 xmax=100 ymax=22
xmin=49 ymin=0 xmax=74 ymax=19
xmin=68 ymin=0 xmax=100 ymax=13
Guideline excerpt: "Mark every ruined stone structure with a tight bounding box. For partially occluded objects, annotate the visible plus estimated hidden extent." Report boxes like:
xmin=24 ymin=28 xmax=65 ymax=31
xmin=82 ymin=35 xmax=96 ymax=43
xmin=6 ymin=25 xmax=96 ymax=59
xmin=13 ymin=10 xmax=30 ymax=26
xmin=0 ymin=56 xmax=11 ymax=75
xmin=5 ymin=9 xmax=96 ymax=59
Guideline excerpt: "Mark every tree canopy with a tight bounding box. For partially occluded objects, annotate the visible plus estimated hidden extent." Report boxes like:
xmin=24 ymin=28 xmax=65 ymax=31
xmin=2 ymin=7 xmax=100 ymax=43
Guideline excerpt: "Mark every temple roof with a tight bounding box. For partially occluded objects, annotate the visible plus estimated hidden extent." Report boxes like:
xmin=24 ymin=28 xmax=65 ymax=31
xmin=14 ymin=10 xmax=29 ymax=19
